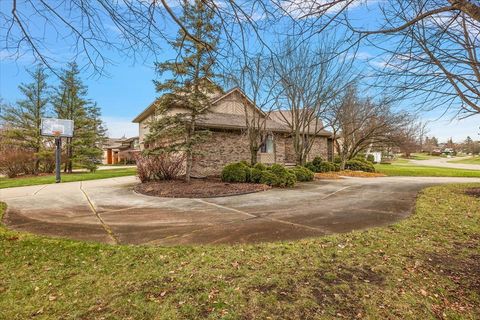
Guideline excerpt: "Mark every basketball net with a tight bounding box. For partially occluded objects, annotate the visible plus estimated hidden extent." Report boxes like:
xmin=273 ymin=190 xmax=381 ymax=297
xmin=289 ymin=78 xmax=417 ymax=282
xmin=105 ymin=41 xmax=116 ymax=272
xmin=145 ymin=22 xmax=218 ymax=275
xmin=52 ymin=130 xmax=62 ymax=138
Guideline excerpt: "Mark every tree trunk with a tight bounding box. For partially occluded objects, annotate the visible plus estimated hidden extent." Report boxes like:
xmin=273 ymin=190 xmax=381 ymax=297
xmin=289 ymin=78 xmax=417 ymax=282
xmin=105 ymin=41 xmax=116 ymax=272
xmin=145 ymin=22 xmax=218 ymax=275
xmin=250 ymin=148 xmax=258 ymax=165
xmin=184 ymin=122 xmax=193 ymax=182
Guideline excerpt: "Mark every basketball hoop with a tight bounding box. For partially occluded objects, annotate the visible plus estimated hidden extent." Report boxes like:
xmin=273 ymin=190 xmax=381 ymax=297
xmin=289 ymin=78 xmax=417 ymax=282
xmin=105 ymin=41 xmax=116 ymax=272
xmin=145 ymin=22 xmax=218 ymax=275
xmin=40 ymin=118 xmax=74 ymax=184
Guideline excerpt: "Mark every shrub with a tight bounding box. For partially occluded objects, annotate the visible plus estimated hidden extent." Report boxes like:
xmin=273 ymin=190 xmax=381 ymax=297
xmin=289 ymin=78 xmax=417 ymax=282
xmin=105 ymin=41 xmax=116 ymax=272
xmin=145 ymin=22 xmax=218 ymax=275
xmin=316 ymin=161 xmax=336 ymax=173
xmin=251 ymin=167 xmax=263 ymax=183
xmin=221 ymin=162 xmax=250 ymax=183
xmin=333 ymin=163 xmax=341 ymax=172
xmin=268 ymin=164 xmax=297 ymax=187
xmin=312 ymin=156 xmax=323 ymax=168
xmin=345 ymin=159 xmax=376 ymax=172
xmin=0 ymin=149 xmax=36 ymax=178
xmin=333 ymin=156 xmax=342 ymax=164
xmin=253 ymin=162 xmax=267 ymax=171
xmin=135 ymin=153 xmax=185 ymax=182
xmin=290 ymin=166 xmax=314 ymax=182
xmin=259 ymin=170 xmax=279 ymax=186
xmin=304 ymin=162 xmax=317 ymax=173
xmin=37 ymin=150 xmax=56 ymax=173
xmin=366 ymin=154 xmax=375 ymax=163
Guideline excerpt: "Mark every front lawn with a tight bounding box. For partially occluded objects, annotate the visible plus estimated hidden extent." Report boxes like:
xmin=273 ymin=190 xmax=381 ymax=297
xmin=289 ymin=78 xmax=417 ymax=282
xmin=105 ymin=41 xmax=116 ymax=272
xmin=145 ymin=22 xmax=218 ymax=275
xmin=448 ymin=156 xmax=480 ymax=165
xmin=1 ymin=184 xmax=479 ymax=319
xmin=404 ymin=153 xmax=442 ymax=160
xmin=0 ymin=168 xmax=137 ymax=189
xmin=375 ymin=164 xmax=480 ymax=177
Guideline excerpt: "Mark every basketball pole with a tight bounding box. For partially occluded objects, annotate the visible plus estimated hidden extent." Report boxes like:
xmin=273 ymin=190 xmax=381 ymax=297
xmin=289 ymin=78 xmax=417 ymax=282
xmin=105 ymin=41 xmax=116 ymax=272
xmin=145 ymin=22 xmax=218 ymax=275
xmin=55 ymin=137 xmax=62 ymax=183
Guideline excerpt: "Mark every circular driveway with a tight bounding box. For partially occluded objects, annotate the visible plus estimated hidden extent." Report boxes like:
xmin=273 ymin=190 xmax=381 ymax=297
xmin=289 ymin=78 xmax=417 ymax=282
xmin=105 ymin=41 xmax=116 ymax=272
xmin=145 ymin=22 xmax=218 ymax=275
xmin=1 ymin=176 xmax=479 ymax=245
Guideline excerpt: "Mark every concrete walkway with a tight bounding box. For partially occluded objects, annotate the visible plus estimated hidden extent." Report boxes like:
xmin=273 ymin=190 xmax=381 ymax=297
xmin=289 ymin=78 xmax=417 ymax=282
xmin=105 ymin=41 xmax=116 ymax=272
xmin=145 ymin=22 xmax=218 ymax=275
xmin=409 ymin=156 xmax=480 ymax=170
xmin=1 ymin=176 xmax=479 ymax=246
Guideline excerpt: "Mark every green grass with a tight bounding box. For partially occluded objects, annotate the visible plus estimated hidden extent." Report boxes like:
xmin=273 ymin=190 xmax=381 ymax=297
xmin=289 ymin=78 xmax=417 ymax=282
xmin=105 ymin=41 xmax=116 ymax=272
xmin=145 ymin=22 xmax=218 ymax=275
xmin=1 ymin=184 xmax=480 ymax=319
xmin=448 ymin=156 xmax=480 ymax=165
xmin=0 ymin=168 xmax=137 ymax=189
xmin=375 ymin=164 xmax=480 ymax=177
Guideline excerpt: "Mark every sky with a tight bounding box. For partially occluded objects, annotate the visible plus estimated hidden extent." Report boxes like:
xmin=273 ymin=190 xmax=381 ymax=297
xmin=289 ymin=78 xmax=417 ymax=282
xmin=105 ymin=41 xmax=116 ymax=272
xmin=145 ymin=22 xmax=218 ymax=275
xmin=0 ymin=1 xmax=478 ymax=142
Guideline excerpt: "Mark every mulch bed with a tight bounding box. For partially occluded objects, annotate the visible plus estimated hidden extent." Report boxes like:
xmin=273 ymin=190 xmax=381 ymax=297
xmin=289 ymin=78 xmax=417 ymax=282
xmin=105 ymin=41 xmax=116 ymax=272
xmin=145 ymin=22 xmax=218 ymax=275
xmin=134 ymin=178 xmax=270 ymax=198
xmin=315 ymin=170 xmax=386 ymax=180
xmin=465 ymin=188 xmax=480 ymax=198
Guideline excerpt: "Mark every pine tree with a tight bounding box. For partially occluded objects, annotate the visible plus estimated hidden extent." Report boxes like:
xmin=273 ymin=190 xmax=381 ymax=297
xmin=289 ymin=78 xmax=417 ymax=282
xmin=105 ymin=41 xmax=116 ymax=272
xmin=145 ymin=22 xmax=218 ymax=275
xmin=145 ymin=0 xmax=219 ymax=182
xmin=0 ymin=65 xmax=50 ymax=172
xmin=53 ymin=63 xmax=106 ymax=172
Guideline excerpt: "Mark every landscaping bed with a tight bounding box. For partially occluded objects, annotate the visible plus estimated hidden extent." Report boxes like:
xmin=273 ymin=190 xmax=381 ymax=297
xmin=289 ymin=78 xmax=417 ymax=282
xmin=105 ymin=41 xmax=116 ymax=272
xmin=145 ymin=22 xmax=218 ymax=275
xmin=315 ymin=170 xmax=386 ymax=179
xmin=134 ymin=178 xmax=270 ymax=198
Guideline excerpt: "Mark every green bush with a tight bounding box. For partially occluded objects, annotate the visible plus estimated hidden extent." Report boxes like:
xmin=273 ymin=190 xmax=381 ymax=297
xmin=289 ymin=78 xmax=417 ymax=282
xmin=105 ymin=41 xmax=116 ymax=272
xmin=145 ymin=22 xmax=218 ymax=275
xmin=259 ymin=171 xmax=279 ymax=186
xmin=333 ymin=163 xmax=341 ymax=172
xmin=345 ymin=159 xmax=376 ymax=172
xmin=333 ymin=156 xmax=342 ymax=164
xmin=253 ymin=162 xmax=267 ymax=171
xmin=266 ymin=164 xmax=297 ymax=187
xmin=221 ymin=162 xmax=249 ymax=182
xmin=251 ymin=167 xmax=263 ymax=183
xmin=290 ymin=166 xmax=314 ymax=182
xmin=316 ymin=161 xmax=336 ymax=173
xmin=312 ymin=156 xmax=323 ymax=168
xmin=366 ymin=154 xmax=375 ymax=163
xmin=221 ymin=162 xmax=298 ymax=187
xmin=304 ymin=162 xmax=317 ymax=173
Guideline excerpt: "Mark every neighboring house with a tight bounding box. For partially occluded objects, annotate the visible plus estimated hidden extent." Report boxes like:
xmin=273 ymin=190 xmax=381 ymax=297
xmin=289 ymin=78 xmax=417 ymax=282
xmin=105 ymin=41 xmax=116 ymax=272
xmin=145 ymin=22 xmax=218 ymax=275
xmin=132 ymin=86 xmax=334 ymax=176
xmin=102 ymin=136 xmax=140 ymax=165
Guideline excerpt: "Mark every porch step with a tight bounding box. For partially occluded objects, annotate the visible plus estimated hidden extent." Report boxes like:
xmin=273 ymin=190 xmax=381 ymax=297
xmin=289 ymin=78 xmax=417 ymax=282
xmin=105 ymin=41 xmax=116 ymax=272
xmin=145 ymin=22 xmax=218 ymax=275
xmin=284 ymin=163 xmax=297 ymax=167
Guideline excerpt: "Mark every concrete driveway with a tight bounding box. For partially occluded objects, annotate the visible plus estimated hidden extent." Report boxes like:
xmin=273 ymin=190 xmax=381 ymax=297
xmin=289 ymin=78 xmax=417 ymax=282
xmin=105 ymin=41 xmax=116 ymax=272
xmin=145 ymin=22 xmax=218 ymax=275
xmin=1 ymin=176 xmax=479 ymax=245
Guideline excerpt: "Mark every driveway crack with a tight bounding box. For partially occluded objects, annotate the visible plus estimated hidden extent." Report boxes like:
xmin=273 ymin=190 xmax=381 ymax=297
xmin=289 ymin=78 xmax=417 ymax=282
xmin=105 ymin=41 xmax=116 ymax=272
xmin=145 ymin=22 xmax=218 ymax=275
xmin=79 ymin=182 xmax=119 ymax=244
xmin=196 ymin=199 xmax=330 ymax=234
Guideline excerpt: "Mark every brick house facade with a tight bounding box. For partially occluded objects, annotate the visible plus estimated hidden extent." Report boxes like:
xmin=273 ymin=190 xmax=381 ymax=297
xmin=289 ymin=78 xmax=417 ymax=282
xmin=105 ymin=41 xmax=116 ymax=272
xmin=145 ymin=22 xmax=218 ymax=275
xmin=133 ymin=87 xmax=333 ymax=176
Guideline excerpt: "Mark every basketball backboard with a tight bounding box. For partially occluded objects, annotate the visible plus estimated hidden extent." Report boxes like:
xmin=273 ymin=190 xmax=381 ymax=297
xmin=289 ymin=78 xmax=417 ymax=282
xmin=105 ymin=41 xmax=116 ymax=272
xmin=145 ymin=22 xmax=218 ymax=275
xmin=41 ymin=118 xmax=74 ymax=137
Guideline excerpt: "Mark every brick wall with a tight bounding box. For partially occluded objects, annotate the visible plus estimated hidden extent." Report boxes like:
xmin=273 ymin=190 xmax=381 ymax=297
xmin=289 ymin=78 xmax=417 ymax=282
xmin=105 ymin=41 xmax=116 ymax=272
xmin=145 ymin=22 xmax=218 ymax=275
xmin=307 ymin=137 xmax=329 ymax=162
xmin=191 ymin=130 xmax=288 ymax=176
xmin=192 ymin=130 xmax=251 ymax=176
xmin=283 ymin=136 xmax=329 ymax=164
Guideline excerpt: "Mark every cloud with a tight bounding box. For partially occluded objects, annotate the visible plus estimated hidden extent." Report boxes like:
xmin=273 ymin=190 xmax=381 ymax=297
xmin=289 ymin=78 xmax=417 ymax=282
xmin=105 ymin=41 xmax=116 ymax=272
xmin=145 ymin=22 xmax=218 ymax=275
xmin=102 ymin=116 xmax=138 ymax=138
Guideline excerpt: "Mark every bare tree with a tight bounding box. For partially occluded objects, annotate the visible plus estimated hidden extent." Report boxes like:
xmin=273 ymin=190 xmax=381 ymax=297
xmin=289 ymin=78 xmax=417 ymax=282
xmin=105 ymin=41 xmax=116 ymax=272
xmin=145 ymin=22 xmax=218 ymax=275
xmin=224 ymin=54 xmax=279 ymax=164
xmin=326 ymin=85 xmax=410 ymax=169
xmin=390 ymin=118 xmax=427 ymax=158
xmin=365 ymin=3 xmax=480 ymax=117
xmin=271 ymin=39 xmax=355 ymax=165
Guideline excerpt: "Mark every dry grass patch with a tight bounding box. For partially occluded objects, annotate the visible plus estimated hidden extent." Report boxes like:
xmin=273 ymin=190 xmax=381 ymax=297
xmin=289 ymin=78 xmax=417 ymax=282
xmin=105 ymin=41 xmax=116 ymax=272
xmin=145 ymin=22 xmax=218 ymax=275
xmin=338 ymin=170 xmax=386 ymax=178
xmin=315 ymin=170 xmax=386 ymax=179
xmin=315 ymin=172 xmax=343 ymax=179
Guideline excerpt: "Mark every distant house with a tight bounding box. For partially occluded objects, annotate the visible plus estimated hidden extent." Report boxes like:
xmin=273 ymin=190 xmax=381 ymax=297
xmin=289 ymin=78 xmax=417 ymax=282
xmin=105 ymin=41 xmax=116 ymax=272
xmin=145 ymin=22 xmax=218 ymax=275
xmin=102 ymin=136 xmax=139 ymax=165
xmin=132 ymin=86 xmax=334 ymax=176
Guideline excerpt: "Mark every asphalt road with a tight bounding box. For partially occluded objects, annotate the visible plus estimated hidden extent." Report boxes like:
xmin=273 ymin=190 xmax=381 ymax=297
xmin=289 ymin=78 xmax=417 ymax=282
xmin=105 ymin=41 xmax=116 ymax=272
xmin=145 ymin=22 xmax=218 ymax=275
xmin=1 ymin=176 xmax=479 ymax=245
xmin=409 ymin=156 xmax=480 ymax=170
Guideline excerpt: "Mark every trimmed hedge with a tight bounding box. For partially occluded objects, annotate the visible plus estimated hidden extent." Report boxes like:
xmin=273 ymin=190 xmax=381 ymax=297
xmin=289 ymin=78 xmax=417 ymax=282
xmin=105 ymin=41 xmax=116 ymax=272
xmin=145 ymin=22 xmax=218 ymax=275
xmin=221 ymin=162 xmax=300 ymax=187
xmin=304 ymin=157 xmax=336 ymax=173
xmin=316 ymin=161 xmax=336 ymax=173
xmin=345 ymin=159 xmax=376 ymax=172
xmin=290 ymin=166 xmax=315 ymax=182
xmin=221 ymin=162 xmax=250 ymax=183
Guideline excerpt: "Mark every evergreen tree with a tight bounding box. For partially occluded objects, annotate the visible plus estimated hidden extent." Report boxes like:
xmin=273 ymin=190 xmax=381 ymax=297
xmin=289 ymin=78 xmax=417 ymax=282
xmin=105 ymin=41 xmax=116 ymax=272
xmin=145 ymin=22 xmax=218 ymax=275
xmin=53 ymin=63 xmax=106 ymax=172
xmin=145 ymin=0 xmax=219 ymax=182
xmin=0 ymin=65 xmax=50 ymax=172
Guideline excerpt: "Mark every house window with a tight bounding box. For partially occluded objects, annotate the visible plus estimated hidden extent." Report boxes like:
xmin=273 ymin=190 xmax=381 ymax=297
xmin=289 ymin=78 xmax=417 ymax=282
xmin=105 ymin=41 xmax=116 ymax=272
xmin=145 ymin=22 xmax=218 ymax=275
xmin=261 ymin=134 xmax=274 ymax=153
